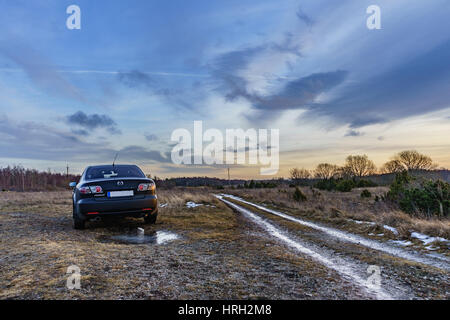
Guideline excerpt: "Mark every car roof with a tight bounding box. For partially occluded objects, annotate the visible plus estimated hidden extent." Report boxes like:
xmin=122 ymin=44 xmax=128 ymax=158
xmin=86 ymin=164 xmax=138 ymax=169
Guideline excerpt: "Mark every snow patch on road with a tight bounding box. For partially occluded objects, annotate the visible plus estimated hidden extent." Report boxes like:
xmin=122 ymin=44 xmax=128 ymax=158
xmin=410 ymin=232 xmax=449 ymax=246
xmin=383 ymin=225 xmax=399 ymax=235
xmin=349 ymin=219 xmax=376 ymax=226
xmin=186 ymin=201 xmax=203 ymax=208
xmin=348 ymin=219 xmax=398 ymax=235
xmin=155 ymin=231 xmax=180 ymax=244
xmin=389 ymin=240 xmax=413 ymax=247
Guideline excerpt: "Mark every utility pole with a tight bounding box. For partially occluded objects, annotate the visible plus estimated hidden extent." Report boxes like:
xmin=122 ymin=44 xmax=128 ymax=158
xmin=227 ymin=167 xmax=230 ymax=186
xmin=66 ymin=163 xmax=69 ymax=178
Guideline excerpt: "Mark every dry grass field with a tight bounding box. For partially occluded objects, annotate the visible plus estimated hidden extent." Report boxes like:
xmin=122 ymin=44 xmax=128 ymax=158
xmin=0 ymin=187 xmax=448 ymax=299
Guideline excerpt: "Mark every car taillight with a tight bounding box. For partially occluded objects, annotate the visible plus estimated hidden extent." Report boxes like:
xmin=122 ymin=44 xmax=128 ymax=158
xmin=137 ymin=182 xmax=155 ymax=191
xmin=79 ymin=186 xmax=102 ymax=194
xmin=79 ymin=187 xmax=91 ymax=194
xmin=90 ymin=186 xmax=103 ymax=193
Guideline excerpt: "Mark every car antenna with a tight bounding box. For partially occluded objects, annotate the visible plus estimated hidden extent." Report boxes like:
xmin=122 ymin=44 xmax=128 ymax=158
xmin=112 ymin=152 xmax=119 ymax=168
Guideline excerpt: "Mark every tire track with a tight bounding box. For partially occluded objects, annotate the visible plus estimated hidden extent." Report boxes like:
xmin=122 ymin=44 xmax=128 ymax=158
xmin=221 ymin=194 xmax=450 ymax=272
xmin=217 ymin=195 xmax=394 ymax=299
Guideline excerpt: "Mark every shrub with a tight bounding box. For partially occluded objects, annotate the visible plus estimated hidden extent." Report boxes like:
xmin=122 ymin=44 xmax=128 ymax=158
xmin=314 ymin=179 xmax=337 ymax=191
xmin=293 ymin=187 xmax=307 ymax=202
xmin=387 ymin=171 xmax=449 ymax=217
xmin=336 ymin=179 xmax=355 ymax=192
xmin=360 ymin=189 xmax=372 ymax=198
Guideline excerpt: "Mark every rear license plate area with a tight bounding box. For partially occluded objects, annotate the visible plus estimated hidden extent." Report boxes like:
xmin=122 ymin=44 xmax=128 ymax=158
xmin=107 ymin=190 xmax=134 ymax=198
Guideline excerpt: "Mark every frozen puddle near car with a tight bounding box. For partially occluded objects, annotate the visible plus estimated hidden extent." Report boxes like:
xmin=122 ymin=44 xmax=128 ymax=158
xmin=99 ymin=230 xmax=180 ymax=245
xmin=219 ymin=194 xmax=450 ymax=272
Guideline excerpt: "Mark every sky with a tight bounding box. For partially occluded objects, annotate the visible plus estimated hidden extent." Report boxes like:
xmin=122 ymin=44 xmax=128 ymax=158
xmin=0 ymin=0 xmax=449 ymax=178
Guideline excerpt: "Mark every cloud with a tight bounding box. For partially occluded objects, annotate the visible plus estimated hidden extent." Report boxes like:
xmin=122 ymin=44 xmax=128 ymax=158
xmin=65 ymin=111 xmax=121 ymax=135
xmin=211 ymin=45 xmax=267 ymax=101
xmin=117 ymin=70 xmax=154 ymax=88
xmin=71 ymin=129 xmax=89 ymax=135
xmin=116 ymin=70 xmax=192 ymax=110
xmin=211 ymin=34 xmax=302 ymax=101
xmin=345 ymin=130 xmax=364 ymax=137
xmin=145 ymin=133 xmax=158 ymax=141
xmin=0 ymin=116 xmax=169 ymax=164
xmin=302 ymin=40 xmax=450 ymax=128
xmin=118 ymin=146 xmax=171 ymax=163
xmin=210 ymin=39 xmax=348 ymax=123
xmin=251 ymin=70 xmax=348 ymax=111
xmin=296 ymin=7 xmax=314 ymax=27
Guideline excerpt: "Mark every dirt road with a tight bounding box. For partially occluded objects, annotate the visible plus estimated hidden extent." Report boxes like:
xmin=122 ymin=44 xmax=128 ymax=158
xmin=218 ymin=194 xmax=449 ymax=299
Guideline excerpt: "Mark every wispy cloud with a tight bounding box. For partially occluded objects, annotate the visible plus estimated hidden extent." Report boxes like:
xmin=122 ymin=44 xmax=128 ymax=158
xmin=0 ymin=41 xmax=85 ymax=103
xmin=296 ymin=6 xmax=314 ymax=28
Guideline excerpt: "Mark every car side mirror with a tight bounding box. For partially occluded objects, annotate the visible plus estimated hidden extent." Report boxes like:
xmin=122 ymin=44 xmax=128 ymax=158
xmin=69 ymin=182 xmax=77 ymax=188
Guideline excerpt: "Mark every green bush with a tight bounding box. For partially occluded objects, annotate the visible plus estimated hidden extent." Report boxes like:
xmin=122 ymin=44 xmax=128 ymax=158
xmin=336 ymin=179 xmax=355 ymax=192
xmin=360 ymin=189 xmax=372 ymax=198
xmin=293 ymin=187 xmax=307 ymax=202
xmin=387 ymin=171 xmax=449 ymax=217
xmin=314 ymin=179 xmax=337 ymax=191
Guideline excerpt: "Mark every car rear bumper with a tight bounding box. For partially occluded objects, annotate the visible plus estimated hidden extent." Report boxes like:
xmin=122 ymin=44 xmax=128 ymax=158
xmin=76 ymin=195 xmax=157 ymax=218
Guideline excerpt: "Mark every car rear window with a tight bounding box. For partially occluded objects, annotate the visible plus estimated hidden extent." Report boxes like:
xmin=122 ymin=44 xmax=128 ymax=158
xmin=85 ymin=165 xmax=145 ymax=180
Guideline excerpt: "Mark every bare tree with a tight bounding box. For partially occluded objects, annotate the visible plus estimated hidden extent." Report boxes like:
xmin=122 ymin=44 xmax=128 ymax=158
xmin=289 ymin=167 xmax=311 ymax=185
xmin=392 ymin=150 xmax=437 ymax=171
xmin=380 ymin=159 xmax=404 ymax=174
xmin=344 ymin=155 xmax=376 ymax=178
xmin=314 ymin=163 xmax=339 ymax=179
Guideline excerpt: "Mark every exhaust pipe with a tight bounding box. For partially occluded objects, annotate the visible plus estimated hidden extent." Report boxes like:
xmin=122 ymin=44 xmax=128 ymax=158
xmin=91 ymin=216 xmax=101 ymax=222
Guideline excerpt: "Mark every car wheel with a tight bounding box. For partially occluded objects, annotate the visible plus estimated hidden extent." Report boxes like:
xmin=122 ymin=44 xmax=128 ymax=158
xmin=74 ymin=217 xmax=85 ymax=230
xmin=144 ymin=212 xmax=158 ymax=224
xmin=72 ymin=203 xmax=85 ymax=230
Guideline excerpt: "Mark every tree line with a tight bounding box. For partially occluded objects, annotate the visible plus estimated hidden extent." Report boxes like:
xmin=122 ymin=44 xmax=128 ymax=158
xmin=0 ymin=166 xmax=80 ymax=191
xmin=289 ymin=150 xmax=438 ymax=183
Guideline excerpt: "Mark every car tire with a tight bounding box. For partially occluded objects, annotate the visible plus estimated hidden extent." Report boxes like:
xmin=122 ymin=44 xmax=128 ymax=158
xmin=73 ymin=203 xmax=85 ymax=230
xmin=144 ymin=212 xmax=158 ymax=224
xmin=74 ymin=217 xmax=85 ymax=230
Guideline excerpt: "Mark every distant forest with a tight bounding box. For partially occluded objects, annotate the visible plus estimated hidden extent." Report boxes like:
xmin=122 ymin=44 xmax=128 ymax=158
xmin=0 ymin=165 xmax=449 ymax=192
xmin=0 ymin=166 xmax=80 ymax=192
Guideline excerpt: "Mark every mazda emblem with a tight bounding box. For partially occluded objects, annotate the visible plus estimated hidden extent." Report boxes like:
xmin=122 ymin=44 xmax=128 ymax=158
xmin=117 ymin=181 xmax=124 ymax=186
